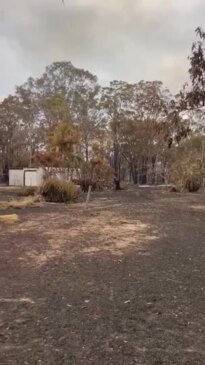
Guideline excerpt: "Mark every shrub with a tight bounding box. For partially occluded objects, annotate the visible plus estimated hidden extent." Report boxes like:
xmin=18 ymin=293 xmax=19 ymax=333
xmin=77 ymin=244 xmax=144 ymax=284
xmin=170 ymin=152 xmax=203 ymax=192
xmin=185 ymin=179 xmax=201 ymax=192
xmin=168 ymin=186 xmax=179 ymax=193
xmin=40 ymin=179 xmax=78 ymax=203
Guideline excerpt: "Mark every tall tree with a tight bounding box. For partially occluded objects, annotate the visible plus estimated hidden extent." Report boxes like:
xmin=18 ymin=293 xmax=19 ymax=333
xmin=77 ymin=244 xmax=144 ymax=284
xmin=0 ymin=96 xmax=31 ymax=174
xmin=33 ymin=119 xmax=80 ymax=184
xmin=186 ymin=27 xmax=205 ymax=108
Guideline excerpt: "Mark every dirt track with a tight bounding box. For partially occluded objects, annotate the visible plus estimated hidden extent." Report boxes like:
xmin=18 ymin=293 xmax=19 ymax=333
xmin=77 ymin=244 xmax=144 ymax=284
xmin=0 ymin=187 xmax=205 ymax=364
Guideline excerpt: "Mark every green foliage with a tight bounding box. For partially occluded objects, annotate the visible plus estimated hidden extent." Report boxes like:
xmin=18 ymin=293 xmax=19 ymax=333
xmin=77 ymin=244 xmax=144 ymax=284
xmin=40 ymin=178 xmax=78 ymax=203
xmin=179 ymin=134 xmax=205 ymax=154
xmin=0 ymin=95 xmax=33 ymax=173
xmin=1 ymin=59 xmax=203 ymax=189
xmin=34 ymin=121 xmax=80 ymax=169
xmin=185 ymin=28 xmax=205 ymax=108
xmin=170 ymin=151 xmax=203 ymax=192
xmin=41 ymin=93 xmax=71 ymax=128
xmin=49 ymin=121 xmax=79 ymax=156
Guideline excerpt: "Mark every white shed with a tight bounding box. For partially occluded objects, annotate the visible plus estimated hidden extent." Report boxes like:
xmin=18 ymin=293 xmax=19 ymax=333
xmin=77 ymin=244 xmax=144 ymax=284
xmin=9 ymin=168 xmax=44 ymax=187
xmin=9 ymin=169 xmax=24 ymax=186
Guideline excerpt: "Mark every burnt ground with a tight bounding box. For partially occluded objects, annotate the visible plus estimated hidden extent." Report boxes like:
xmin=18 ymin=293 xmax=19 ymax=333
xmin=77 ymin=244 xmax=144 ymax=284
xmin=0 ymin=187 xmax=205 ymax=365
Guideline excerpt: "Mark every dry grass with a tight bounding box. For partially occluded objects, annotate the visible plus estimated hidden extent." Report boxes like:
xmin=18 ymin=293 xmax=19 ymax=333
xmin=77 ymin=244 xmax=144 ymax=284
xmin=0 ymin=188 xmax=205 ymax=365
xmin=0 ymin=214 xmax=19 ymax=224
xmin=0 ymin=196 xmax=40 ymax=210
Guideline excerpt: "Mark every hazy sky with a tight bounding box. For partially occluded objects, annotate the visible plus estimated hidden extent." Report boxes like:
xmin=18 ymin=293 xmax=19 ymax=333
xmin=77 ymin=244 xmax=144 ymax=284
xmin=0 ymin=0 xmax=204 ymax=99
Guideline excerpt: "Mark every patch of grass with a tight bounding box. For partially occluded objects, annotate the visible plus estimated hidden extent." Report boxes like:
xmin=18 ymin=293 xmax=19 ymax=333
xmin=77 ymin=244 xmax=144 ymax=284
xmin=0 ymin=196 xmax=40 ymax=210
xmin=17 ymin=187 xmax=37 ymax=197
xmin=0 ymin=214 xmax=19 ymax=224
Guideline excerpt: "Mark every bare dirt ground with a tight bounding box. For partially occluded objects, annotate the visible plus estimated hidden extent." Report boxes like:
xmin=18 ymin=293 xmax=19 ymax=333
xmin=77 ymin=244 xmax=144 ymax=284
xmin=0 ymin=187 xmax=205 ymax=365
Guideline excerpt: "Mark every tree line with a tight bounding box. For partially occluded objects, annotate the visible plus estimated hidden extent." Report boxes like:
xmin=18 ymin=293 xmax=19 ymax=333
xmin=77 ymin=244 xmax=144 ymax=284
xmin=0 ymin=28 xmax=204 ymax=190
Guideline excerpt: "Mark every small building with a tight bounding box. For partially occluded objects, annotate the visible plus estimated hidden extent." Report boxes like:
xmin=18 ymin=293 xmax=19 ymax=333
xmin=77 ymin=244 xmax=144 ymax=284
xmin=9 ymin=168 xmax=44 ymax=187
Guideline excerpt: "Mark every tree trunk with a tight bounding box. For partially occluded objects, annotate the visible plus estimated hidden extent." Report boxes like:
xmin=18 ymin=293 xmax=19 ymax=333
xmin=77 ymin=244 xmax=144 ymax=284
xmin=130 ymin=163 xmax=135 ymax=183
xmin=131 ymin=164 xmax=138 ymax=185
xmin=85 ymin=185 xmax=92 ymax=208
xmin=113 ymin=141 xmax=121 ymax=189
xmin=85 ymin=142 xmax=89 ymax=163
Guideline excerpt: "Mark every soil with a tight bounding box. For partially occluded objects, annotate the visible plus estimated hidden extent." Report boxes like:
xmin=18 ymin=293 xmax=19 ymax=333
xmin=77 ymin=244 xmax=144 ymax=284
xmin=0 ymin=187 xmax=205 ymax=364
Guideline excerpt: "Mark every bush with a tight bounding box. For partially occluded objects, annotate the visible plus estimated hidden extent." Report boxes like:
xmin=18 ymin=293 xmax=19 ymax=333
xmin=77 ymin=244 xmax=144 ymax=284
xmin=185 ymin=179 xmax=201 ymax=193
xmin=170 ymin=152 xmax=203 ymax=192
xmin=168 ymin=186 xmax=179 ymax=193
xmin=40 ymin=179 xmax=78 ymax=203
xmin=79 ymin=179 xmax=103 ymax=192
